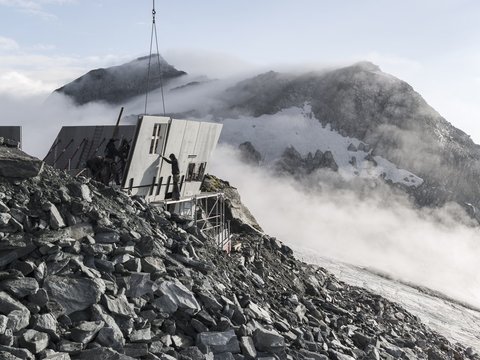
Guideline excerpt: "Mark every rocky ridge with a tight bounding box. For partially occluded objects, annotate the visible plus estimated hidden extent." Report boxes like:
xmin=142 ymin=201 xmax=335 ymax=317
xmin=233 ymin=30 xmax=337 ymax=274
xmin=54 ymin=55 xmax=186 ymax=105
xmin=0 ymin=145 xmax=476 ymax=359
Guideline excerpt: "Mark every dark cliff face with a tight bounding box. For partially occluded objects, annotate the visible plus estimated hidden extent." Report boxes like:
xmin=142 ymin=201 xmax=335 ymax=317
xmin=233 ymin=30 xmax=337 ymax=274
xmin=54 ymin=55 xmax=186 ymax=105
xmin=218 ymin=62 xmax=480 ymax=211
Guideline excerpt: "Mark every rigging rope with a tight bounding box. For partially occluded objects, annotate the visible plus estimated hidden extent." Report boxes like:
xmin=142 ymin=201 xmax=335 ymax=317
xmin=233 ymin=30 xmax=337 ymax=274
xmin=144 ymin=0 xmax=166 ymax=116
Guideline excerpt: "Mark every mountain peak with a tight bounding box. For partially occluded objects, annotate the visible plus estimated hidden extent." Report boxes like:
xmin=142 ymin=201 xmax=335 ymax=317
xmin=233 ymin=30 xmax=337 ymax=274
xmin=350 ymin=61 xmax=381 ymax=72
xmin=54 ymin=54 xmax=186 ymax=105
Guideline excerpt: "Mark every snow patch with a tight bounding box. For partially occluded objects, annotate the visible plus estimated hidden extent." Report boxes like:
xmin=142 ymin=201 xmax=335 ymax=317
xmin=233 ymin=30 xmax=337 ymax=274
xmin=219 ymin=104 xmax=423 ymax=187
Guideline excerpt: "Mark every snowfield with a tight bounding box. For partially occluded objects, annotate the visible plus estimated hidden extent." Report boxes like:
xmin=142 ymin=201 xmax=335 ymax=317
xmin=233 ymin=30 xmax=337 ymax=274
xmin=217 ymin=104 xmax=423 ymax=187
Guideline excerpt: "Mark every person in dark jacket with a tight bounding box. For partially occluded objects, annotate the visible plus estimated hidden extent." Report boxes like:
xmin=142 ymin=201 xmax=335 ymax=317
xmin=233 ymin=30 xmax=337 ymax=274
xmin=104 ymin=138 xmax=120 ymax=185
xmin=118 ymin=139 xmax=131 ymax=179
xmin=161 ymin=153 xmax=180 ymax=200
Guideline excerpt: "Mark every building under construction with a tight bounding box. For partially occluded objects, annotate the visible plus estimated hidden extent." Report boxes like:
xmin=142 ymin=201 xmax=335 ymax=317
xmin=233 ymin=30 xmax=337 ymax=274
xmin=44 ymin=115 xmax=231 ymax=251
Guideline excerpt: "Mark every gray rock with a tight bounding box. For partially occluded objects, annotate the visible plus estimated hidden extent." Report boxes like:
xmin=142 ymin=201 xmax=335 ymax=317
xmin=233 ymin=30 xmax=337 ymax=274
xmin=299 ymin=350 xmax=328 ymax=360
xmin=0 ymin=277 xmax=39 ymax=298
xmin=7 ymin=309 xmax=30 ymax=332
xmin=329 ymin=351 xmax=356 ymax=360
xmin=44 ymin=276 xmax=103 ymax=315
xmin=213 ymin=353 xmax=234 ymax=360
xmin=19 ymin=329 xmax=49 ymax=354
xmin=0 ymin=147 xmax=43 ymax=179
xmin=197 ymin=329 xmax=240 ymax=354
xmin=197 ymin=292 xmax=223 ymax=312
xmin=95 ymin=232 xmax=120 ymax=244
xmin=43 ymin=202 xmax=66 ymax=229
xmin=172 ymin=334 xmax=194 ymax=348
xmin=33 ymin=313 xmax=58 ymax=338
xmin=65 ymin=223 xmax=94 ymax=240
xmin=0 ymin=213 xmax=11 ymax=226
xmin=129 ymin=326 xmax=151 ymax=343
xmin=0 ymin=345 xmax=34 ymax=360
xmin=91 ymin=304 xmax=125 ymax=347
xmin=57 ymin=340 xmax=83 ymax=354
xmin=178 ymin=347 xmax=206 ymax=360
xmin=239 ymin=337 xmax=256 ymax=359
xmin=103 ymin=294 xmax=135 ymax=317
xmin=0 ymin=350 xmax=22 ymax=360
xmin=246 ymin=302 xmax=272 ymax=323
xmin=70 ymin=320 xmax=104 ymax=344
xmin=96 ymin=327 xmax=124 ymax=351
xmin=152 ymin=294 xmax=178 ymax=315
xmin=123 ymin=343 xmax=149 ymax=358
xmin=253 ymin=328 xmax=285 ymax=353
xmin=149 ymin=341 xmax=164 ymax=355
xmin=74 ymin=347 xmax=136 ymax=359
xmin=156 ymin=281 xmax=201 ymax=315
xmin=43 ymin=352 xmax=72 ymax=360
xmin=0 ymin=244 xmax=36 ymax=268
xmin=135 ymin=236 xmax=166 ymax=258
xmin=141 ymin=257 xmax=166 ymax=273
xmin=351 ymin=331 xmax=375 ymax=350
xmin=28 ymin=288 xmax=49 ymax=307
xmin=0 ymin=316 xmax=6 ymax=335
xmin=125 ymin=273 xmax=155 ymax=298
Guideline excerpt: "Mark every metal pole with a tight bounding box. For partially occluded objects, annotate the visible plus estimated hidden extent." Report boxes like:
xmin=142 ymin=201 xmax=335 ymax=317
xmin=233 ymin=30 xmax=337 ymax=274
xmin=112 ymin=107 xmax=124 ymax=139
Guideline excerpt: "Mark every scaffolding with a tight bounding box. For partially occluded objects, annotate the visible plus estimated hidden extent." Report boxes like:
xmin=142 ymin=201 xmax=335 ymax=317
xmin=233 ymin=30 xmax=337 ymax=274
xmin=155 ymin=192 xmax=231 ymax=252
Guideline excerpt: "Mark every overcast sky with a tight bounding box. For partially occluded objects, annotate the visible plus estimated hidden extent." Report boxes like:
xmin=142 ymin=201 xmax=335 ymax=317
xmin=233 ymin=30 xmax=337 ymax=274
xmin=1 ymin=0 xmax=480 ymax=141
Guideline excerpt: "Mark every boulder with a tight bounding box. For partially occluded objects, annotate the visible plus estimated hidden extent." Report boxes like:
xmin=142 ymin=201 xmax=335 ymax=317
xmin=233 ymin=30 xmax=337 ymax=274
xmin=70 ymin=321 xmax=104 ymax=344
xmin=0 ymin=147 xmax=43 ymax=179
xmin=44 ymin=276 xmax=103 ymax=315
xmin=156 ymin=281 xmax=201 ymax=315
xmin=197 ymin=329 xmax=240 ymax=354
xmin=240 ymin=336 xmax=257 ymax=359
xmin=0 ymin=277 xmax=39 ymax=298
xmin=19 ymin=330 xmax=49 ymax=354
xmin=73 ymin=347 xmax=136 ymax=359
xmin=253 ymin=328 xmax=285 ymax=353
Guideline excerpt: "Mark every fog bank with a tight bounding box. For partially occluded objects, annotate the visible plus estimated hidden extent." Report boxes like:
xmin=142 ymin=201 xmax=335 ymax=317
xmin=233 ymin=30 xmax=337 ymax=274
xmin=210 ymin=144 xmax=480 ymax=308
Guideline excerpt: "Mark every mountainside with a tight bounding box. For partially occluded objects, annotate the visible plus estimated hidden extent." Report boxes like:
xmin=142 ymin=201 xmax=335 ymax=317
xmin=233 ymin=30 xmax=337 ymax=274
xmin=215 ymin=62 xmax=480 ymax=212
xmin=54 ymin=57 xmax=480 ymax=218
xmin=0 ymin=143 xmax=478 ymax=359
xmin=54 ymin=55 xmax=186 ymax=105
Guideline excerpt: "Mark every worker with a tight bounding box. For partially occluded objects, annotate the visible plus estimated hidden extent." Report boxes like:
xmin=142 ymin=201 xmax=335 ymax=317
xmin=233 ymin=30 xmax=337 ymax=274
xmin=118 ymin=139 xmax=131 ymax=179
xmin=161 ymin=153 xmax=180 ymax=200
xmin=104 ymin=138 xmax=120 ymax=185
xmin=86 ymin=156 xmax=106 ymax=183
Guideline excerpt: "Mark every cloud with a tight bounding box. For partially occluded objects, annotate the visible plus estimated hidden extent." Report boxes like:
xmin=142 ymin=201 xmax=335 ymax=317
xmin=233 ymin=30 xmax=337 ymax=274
xmin=0 ymin=91 xmax=119 ymax=157
xmin=210 ymin=144 xmax=480 ymax=308
xmin=0 ymin=0 xmax=75 ymax=19
xmin=0 ymin=71 xmax=55 ymax=95
xmin=164 ymin=48 xmax=259 ymax=78
xmin=0 ymin=36 xmax=19 ymax=51
xmin=0 ymin=53 xmax=133 ymax=95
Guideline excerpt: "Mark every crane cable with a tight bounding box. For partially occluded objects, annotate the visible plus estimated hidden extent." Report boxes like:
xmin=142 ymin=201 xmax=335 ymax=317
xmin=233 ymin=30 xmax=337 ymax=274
xmin=144 ymin=0 xmax=166 ymax=116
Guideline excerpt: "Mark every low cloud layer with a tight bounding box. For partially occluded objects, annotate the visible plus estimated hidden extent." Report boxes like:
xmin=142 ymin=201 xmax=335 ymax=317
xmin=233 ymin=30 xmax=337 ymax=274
xmin=210 ymin=144 xmax=480 ymax=308
xmin=0 ymin=92 xmax=119 ymax=157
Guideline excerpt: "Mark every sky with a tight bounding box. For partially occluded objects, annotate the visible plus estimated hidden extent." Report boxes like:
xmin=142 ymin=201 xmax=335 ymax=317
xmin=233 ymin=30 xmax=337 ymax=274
xmin=1 ymin=0 xmax=480 ymax=141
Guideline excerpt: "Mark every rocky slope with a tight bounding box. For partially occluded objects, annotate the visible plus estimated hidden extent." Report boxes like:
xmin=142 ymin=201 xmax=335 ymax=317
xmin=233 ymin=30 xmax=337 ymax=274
xmin=0 ymin=144 xmax=477 ymax=359
xmin=54 ymin=55 xmax=186 ymax=105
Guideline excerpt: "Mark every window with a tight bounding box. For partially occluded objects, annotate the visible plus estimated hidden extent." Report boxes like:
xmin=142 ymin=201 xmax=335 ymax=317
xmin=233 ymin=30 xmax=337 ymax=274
xmin=186 ymin=163 xmax=196 ymax=182
xmin=196 ymin=162 xmax=207 ymax=181
xmin=149 ymin=124 xmax=163 ymax=154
